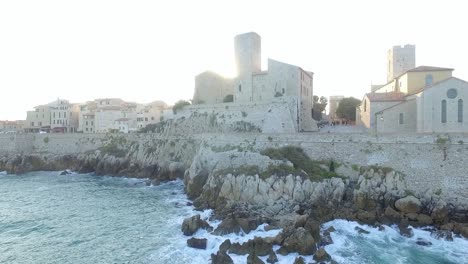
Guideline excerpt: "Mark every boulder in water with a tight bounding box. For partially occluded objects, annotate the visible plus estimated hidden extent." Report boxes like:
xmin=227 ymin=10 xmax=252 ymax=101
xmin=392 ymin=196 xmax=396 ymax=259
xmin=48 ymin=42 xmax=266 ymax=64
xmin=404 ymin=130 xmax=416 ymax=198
xmin=314 ymin=248 xmax=331 ymax=262
xmin=247 ymin=254 xmax=265 ymax=264
xmin=266 ymin=251 xmax=278 ymax=263
xmin=280 ymin=227 xmax=316 ymax=255
xmin=293 ymin=257 xmax=305 ymax=264
xmin=186 ymin=237 xmax=207 ymax=249
xmin=355 ymin=226 xmax=370 ymax=234
xmin=229 ymin=237 xmax=272 ymax=256
xmin=211 ymin=251 xmax=234 ymax=264
xmin=181 ymin=214 xmax=212 ymax=236
xmin=416 ymin=238 xmax=432 ymax=246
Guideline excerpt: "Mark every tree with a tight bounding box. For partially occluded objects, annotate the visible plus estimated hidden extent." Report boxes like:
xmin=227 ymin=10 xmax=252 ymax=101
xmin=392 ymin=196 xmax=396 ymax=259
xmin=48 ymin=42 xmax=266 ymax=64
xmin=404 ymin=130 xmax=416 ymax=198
xmin=223 ymin=94 xmax=234 ymax=103
xmin=335 ymin=97 xmax=361 ymax=121
xmin=172 ymin=100 xmax=191 ymax=114
xmin=312 ymin=96 xmax=328 ymax=120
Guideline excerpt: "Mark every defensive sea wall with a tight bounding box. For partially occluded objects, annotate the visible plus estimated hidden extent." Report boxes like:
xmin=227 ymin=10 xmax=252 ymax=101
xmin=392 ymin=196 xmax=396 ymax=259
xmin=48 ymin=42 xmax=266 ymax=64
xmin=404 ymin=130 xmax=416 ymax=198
xmin=0 ymin=132 xmax=467 ymax=203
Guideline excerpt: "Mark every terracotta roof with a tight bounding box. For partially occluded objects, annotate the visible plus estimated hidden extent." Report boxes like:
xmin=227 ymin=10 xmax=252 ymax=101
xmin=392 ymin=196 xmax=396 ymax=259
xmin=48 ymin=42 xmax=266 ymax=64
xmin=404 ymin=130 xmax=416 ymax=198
xmin=407 ymin=66 xmax=454 ymax=72
xmin=365 ymin=92 xmax=405 ymax=102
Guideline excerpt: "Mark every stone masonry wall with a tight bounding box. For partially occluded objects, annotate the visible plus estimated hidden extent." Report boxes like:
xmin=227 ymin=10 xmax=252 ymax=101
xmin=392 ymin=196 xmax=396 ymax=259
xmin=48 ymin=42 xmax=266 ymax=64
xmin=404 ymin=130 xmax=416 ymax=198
xmin=0 ymin=132 xmax=467 ymax=204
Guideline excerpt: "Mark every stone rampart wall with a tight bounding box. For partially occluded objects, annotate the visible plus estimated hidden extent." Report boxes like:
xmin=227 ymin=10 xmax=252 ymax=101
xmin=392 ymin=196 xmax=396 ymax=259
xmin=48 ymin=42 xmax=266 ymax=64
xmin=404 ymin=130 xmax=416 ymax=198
xmin=1 ymin=132 xmax=467 ymax=203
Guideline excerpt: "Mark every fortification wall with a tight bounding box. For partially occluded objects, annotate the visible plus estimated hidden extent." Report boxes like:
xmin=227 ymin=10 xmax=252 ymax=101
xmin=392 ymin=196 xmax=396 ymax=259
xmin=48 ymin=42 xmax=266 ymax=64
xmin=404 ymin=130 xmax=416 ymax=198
xmin=1 ymin=132 xmax=467 ymax=203
xmin=163 ymin=98 xmax=300 ymax=134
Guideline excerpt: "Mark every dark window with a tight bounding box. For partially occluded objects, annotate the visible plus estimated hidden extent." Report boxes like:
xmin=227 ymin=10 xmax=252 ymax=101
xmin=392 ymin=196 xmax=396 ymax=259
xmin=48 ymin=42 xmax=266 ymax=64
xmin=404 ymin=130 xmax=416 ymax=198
xmin=442 ymin=100 xmax=447 ymax=123
xmin=399 ymin=113 xmax=404 ymax=124
xmin=458 ymin=99 xmax=463 ymax=123
xmin=238 ymin=84 xmax=242 ymax=92
xmin=364 ymin=100 xmax=367 ymax=112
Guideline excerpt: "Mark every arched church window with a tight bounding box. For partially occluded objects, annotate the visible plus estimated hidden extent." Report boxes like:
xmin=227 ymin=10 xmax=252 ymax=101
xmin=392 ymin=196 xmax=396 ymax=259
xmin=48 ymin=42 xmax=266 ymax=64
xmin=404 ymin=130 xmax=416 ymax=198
xmin=425 ymin=74 xmax=434 ymax=86
xmin=458 ymin=99 xmax=463 ymax=123
xmin=364 ymin=100 xmax=367 ymax=112
xmin=441 ymin=100 xmax=447 ymax=123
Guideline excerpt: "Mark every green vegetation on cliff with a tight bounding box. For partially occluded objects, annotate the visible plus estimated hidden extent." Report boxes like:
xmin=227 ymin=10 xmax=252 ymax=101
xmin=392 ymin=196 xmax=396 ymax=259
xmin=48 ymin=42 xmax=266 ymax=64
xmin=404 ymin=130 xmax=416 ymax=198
xmin=261 ymin=146 xmax=339 ymax=180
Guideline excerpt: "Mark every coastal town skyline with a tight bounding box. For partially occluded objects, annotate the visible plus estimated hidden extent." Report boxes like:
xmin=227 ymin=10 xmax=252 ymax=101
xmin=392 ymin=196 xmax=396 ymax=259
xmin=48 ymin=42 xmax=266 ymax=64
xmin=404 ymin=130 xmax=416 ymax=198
xmin=1 ymin=0 xmax=468 ymax=120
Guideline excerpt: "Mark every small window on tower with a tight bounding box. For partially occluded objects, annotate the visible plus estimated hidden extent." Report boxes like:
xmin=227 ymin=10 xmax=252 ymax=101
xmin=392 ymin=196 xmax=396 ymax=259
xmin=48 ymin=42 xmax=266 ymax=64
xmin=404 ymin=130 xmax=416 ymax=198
xmin=238 ymin=84 xmax=242 ymax=92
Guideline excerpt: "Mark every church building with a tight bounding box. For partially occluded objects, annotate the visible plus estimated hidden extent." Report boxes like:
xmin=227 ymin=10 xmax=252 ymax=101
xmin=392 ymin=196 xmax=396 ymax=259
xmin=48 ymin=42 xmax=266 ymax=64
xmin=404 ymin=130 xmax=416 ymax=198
xmin=357 ymin=45 xmax=468 ymax=133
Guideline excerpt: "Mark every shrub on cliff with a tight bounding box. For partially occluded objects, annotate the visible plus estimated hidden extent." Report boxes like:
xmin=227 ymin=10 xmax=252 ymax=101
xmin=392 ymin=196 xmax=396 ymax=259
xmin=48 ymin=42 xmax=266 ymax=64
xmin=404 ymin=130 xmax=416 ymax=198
xmin=261 ymin=146 xmax=338 ymax=180
xmin=223 ymin=94 xmax=234 ymax=103
xmin=172 ymin=100 xmax=191 ymax=114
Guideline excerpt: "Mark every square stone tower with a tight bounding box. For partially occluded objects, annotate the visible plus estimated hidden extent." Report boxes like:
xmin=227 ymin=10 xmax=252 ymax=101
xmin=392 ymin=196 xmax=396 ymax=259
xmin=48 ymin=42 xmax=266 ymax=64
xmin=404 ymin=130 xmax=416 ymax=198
xmin=234 ymin=32 xmax=261 ymax=102
xmin=387 ymin=44 xmax=415 ymax=82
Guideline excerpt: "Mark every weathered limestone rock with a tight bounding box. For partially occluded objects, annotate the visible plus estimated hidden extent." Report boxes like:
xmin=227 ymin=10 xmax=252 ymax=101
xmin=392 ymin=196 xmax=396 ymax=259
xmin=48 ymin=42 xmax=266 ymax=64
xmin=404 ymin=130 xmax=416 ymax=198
xmin=395 ymin=196 xmax=422 ymax=214
xmin=181 ymin=214 xmax=212 ymax=236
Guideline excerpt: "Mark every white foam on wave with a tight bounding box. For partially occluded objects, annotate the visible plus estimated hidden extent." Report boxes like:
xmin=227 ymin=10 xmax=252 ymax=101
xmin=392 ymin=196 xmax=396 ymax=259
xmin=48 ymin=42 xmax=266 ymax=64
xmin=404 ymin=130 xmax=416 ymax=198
xmin=323 ymin=219 xmax=468 ymax=264
xmin=0 ymin=171 xmax=7 ymax=176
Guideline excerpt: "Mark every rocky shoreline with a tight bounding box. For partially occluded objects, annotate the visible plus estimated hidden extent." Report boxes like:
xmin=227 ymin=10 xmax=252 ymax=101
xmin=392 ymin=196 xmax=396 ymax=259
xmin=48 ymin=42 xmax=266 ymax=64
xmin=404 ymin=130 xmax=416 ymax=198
xmin=1 ymin=139 xmax=468 ymax=263
xmin=180 ymin=146 xmax=468 ymax=263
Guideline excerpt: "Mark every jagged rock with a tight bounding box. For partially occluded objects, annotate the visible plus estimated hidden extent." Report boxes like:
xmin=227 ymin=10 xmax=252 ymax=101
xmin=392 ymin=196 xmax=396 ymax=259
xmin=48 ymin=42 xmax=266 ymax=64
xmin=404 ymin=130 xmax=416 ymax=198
xmin=399 ymin=224 xmax=414 ymax=238
xmin=384 ymin=206 xmax=402 ymax=222
xmin=431 ymin=230 xmax=453 ymax=241
xmin=281 ymin=227 xmax=316 ymax=255
xmin=211 ymin=251 xmax=234 ymax=264
xmin=453 ymin=223 xmax=468 ymax=238
xmin=181 ymin=214 xmax=212 ymax=236
xmin=314 ymin=248 xmax=331 ymax=262
xmin=357 ymin=210 xmax=377 ymax=224
xmin=416 ymin=214 xmax=433 ymax=225
xmin=293 ymin=257 xmax=305 ymax=264
xmin=219 ymin=239 xmax=231 ymax=252
xmin=228 ymin=237 xmax=272 ymax=256
xmin=395 ymin=196 xmax=421 ymax=214
xmin=213 ymin=216 xmax=259 ymax=235
xmin=431 ymin=201 xmax=449 ymax=224
xmin=266 ymin=251 xmax=278 ymax=263
xmin=247 ymin=254 xmax=265 ymax=264
xmin=355 ymin=226 xmax=370 ymax=234
xmin=186 ymin=237 xmax=207 ymax=249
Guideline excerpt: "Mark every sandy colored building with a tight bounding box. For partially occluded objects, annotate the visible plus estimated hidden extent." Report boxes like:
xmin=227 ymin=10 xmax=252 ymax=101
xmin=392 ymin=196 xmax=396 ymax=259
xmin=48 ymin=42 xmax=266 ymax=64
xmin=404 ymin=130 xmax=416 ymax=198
xmin=136 ymin=101 xmax=167 ymax=129
xmin=0 ymin=120 xmax=25 ymax=133
xmin=25 ymin=99 xmax=79 ymax=133
xmin=192 ymin=32 xmax=316 ymax=132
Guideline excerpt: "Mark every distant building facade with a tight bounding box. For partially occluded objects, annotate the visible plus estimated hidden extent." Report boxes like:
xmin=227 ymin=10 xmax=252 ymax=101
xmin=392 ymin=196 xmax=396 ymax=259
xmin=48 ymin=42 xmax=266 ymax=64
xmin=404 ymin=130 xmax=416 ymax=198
xmin=0 ymin=120 xmax=25 ymax=133
xmin=192 ymin=32 xmax=316 ymax=132
xmin=136 ymin=101 xmax=167 ymax=129
xmin=25 ymin=99 xmax=79 ymax=133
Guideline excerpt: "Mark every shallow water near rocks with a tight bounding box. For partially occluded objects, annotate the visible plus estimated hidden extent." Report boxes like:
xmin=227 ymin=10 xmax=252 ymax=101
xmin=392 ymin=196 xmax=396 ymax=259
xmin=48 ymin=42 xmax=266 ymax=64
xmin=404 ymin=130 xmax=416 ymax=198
xmin=0 ymin=172 xmax=466 ymax=264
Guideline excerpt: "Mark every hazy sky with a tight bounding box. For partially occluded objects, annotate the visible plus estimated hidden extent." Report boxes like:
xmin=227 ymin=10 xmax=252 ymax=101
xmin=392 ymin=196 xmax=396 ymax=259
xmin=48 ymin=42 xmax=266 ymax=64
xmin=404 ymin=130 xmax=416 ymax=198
xmin=1 ymin=0 xmax=467 ymax=120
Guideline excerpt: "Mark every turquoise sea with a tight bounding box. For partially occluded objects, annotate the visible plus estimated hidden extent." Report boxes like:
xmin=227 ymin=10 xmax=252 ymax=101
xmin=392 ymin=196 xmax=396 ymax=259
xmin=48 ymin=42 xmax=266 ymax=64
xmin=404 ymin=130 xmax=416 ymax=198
xmin=0 ymin=171 xmax=466 ymax=264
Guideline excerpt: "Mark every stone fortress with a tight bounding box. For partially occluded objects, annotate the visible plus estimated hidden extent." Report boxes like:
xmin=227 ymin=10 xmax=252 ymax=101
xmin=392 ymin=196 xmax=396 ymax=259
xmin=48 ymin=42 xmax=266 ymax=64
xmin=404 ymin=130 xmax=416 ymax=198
xmin=192 ymin=32 xmax=317 ymax=132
